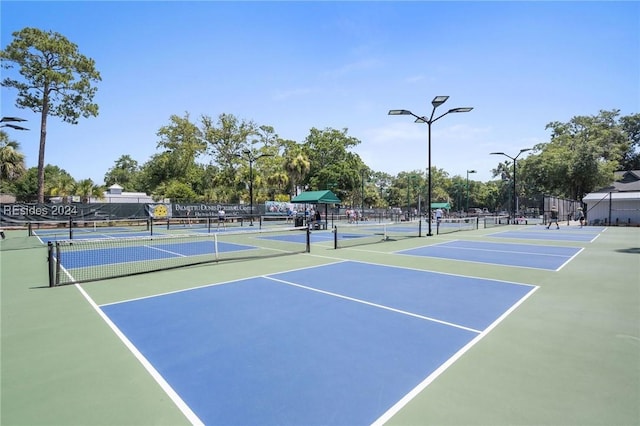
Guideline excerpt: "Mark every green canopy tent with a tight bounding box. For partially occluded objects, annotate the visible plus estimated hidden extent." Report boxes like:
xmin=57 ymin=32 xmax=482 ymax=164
xmin=431 ymin=202 xmax=450 ymax=210
xmin=291 ymin=190 xmax=341 ymax=228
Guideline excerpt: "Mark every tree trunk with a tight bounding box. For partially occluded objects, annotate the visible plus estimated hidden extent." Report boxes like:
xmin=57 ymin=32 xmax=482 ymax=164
xmin=37 ymin=91 xmax=50 ymax=204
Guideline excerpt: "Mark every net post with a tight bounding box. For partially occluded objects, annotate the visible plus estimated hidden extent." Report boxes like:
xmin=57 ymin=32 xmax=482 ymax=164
xmin=47 ymin=242 xmax=55 ymax=287
xmin=150 ymin=218 xmax=154 ymax=236
xmin=69 ymin=216 xmax=73 ymax=240
xmin=333 ymin=226 xmax=338 ymax=249
xmin=418 ymin=218 xmax=422 ymax=237
xmin=28 ymin=221 xmax=33 ymax=236
xmin=207 ymin=217 xmax=211 ymax=233
xmin=166 ymin=218 xmax=170 ymax=230
xmin=259 ymin=215 xmax=263 ymax=230
xmin=55 ymin=242 xmax=61 ymax=286
xmin=306 ymin=227 xmax=311 ymax=253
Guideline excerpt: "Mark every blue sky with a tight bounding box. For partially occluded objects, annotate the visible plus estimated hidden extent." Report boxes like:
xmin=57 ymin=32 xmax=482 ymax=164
xmin=1 ymin=1 xmax=638 ymax=185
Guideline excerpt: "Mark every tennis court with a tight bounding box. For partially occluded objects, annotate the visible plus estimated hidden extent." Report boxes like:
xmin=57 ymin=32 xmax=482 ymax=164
xmin=1 ymin=223 xmax=638 ymax=425
xmin=488 ymin=225 xmax=604 ymax=242
xmin=99 ymin=261 xmax=536 ymax=425
xmin=397 ymin=240 xmax=583 ymax=271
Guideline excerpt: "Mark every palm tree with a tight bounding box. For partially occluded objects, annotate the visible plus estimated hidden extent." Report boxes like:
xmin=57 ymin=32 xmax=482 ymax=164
xmin=284 ymin=151 xmax=310 ymax=197
xmin=266 ymin=171 xmax=289 ymax=199
xmin=0 ymin=130 xmax=27 ymax=184
xmin=75 ymin=178 xmax=105 ymax=203
xmin=49 ymin=174 xmax=76 ymax=203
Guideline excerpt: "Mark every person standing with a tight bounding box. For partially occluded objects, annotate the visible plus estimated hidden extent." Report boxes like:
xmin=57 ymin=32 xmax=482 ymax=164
xmin=577 ymin=207 xmax=585 ymax=228
xmin=217 ymin=208 xmax=226 ymax=229
xmin=547 ymin=206 xmax=559 ymax=229
xmin=435 ymin=208 xmax=443 ymax=224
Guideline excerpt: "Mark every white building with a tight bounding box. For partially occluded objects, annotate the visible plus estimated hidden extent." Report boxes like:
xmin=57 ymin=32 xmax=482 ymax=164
xmin=90 ymin=184 xmax=157 ymax=204
xmin=582 ymin=170 xmax=640 ymax=226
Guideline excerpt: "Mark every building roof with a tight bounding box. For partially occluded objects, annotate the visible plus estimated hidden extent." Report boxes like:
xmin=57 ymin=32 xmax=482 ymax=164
xmin=592 ymin=170 xmax=640 ymax=193
xmin=290 ymin=190 xmax=341 ymax=204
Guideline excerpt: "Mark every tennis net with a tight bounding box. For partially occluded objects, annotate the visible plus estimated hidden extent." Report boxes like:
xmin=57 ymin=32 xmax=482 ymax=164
xmin=155 ymin=216 xmax=245 ymax=233
xmin=30 ymin=218 xmax=150 ymax=239
xmin=482 ymin=215 xmax=511 ymax=228
xmin=48 ymin=226 xmax=310 ymax=286
xmin=334 ymin=221 xmax=422 ymax=249
xmin=436 ymin=217 xmax=479 ymax=235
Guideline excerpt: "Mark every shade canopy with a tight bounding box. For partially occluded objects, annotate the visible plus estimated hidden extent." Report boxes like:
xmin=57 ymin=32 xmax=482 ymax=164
xmin=431 ymin=202 xmax=451 ymax=209
xmin=291 ymin=190 xmax=341 ymax=204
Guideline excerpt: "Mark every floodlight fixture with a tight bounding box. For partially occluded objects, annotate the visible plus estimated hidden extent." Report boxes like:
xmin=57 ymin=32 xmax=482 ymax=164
xmin=449 ymin=107 xmax=474 ymax=113
xmin=431 ymin=96 xmax=449 ymax=108
xmin=0 ymin=123 xmax=29 ymax=131
xmin=1 ymin=116 xmax=27 ymax=122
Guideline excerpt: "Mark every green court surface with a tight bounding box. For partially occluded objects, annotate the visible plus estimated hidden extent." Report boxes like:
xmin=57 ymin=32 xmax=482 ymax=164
xmin=1 ymin=224 xmax=639 ymax=425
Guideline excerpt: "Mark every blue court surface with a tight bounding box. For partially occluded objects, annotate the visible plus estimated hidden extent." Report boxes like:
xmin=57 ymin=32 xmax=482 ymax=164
xmin=489 ymin=226 xmax=602 ymax=242
xmin=37 ymin=231 xmax=158 ymax=244
xmin=100 ymin=261 xmax=537 ymax=425
xmin=58 ymin=240 xmax=255 ymax=269
xmin=397 ymin=240 xmax=582 ymax=271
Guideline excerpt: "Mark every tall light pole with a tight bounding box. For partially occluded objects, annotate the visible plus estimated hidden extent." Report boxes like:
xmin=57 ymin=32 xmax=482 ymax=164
xmin=406 ymin=175 xmax=411 ymax=219
xmin=466 ymin=169 xmax=476 ymax=212
xmin=490 ymin=148 xmax=532 ymax=219
xmin=389 ymin=96 xmax=473 ymax=236
xmin=361 ymin=169 xmax=366 ymax=221
xmin=236 ymin=149 xmax=273 ymax=226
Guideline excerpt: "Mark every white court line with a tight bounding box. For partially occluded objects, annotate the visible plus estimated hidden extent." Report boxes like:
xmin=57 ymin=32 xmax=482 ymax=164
xmin=147 ymin=245 xmax=187 ymax=257
xmin=437 ymin=244 xmax=576 ymax=258
xmin=99 ymin=259 xmax=350 ymax=307
xmin=372 ymin=284 xmax=540 ymax=425
xmin=556 ymin=247 xmax=585 ymax=271
xmin=395 ymin=251 xmax=565 ymax=272
xmin=307 ymin=255 xmax=538 ymax=288
xmin=265 ymin=275 xmax=482 ymax=334
xmin=73 ymin=283 xmax=204 ymax=426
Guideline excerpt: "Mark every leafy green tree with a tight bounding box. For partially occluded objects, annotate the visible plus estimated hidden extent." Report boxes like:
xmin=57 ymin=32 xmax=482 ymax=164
xmin=0 ymin=130 xmax=26 ymax=189
xmin=12 ymin=164 xmax=73 ymax=202
xmin=152 ymin=180 xmax=198 ymax=202
xmin=104 ymin=155 xmax=140 ymax=191
xmin=1 ymin=27 xmax=101 ymax=203
xmin=371 ymin=171 xmax=393 ymax=208
xmin=201 ymin=113 xmax=256 ymax=181
xmin=156 ymin=113 xmax=206 ymax=185
xmin=136 ymin=152 xmax=173 ymax=195
xmin=301 ymin=127 xmax=366 ymax=204
xmin=302 ymin=127 xmax=360 ymax=181
xmin=518 ymin=110 xmax=626 ymax=200
xmin=620 ymin=113 xmax=640 ymax=170
xmin=12 ymin=167 xmax=38 ymax=201
xmin=428 ymin=167 xmax=451 ymax=205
